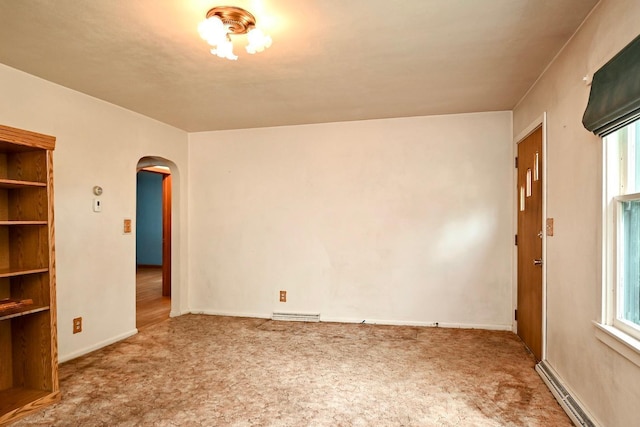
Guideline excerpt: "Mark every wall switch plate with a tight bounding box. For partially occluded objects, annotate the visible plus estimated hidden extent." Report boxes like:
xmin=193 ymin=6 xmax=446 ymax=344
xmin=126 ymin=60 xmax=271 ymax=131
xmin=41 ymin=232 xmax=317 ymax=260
xmin=279 ymin=290 xmax=286 ymax=302
xmin=546 ymin=218 xmax=554 ymax=236
xmin=73 ymin=317 xmax=82 ymax=334
xmin=93 ymin=198 xmax=102 ymax=212
xmin=123 ymin=218 xmax=132 ymax=234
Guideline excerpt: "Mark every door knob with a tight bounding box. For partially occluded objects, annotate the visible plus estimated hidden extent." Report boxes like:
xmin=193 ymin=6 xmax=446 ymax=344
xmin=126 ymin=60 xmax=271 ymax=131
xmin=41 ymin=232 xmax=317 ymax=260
xmin=533 ymin=258 xmax=543 ymax=266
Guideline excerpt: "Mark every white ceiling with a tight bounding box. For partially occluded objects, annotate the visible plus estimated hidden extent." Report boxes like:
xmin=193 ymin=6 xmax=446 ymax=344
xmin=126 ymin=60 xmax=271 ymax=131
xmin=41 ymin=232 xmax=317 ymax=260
xmin=0 ymin=0 xmax=598 ymax=132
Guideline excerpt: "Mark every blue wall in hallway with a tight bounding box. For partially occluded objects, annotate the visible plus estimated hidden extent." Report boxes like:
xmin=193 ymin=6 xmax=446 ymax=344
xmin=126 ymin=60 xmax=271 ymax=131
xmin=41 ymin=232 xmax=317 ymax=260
xmin=136 ymin=171 xmax=163 ymax=266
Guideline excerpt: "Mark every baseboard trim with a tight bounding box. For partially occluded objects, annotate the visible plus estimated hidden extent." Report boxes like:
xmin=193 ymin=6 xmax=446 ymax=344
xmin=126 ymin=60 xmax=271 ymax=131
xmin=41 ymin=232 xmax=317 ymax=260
xmin=321 ymin=316 xmax=512 ymax=330
xmin=59 ymin=329 xmax=138 ymax=363
xmin=536 ymin=360 xmax=599 ymax=427
xmin=188 ymin=310 xmax=511 ymax=330
xmin=189 ymin=309 xmax=271 ymax=319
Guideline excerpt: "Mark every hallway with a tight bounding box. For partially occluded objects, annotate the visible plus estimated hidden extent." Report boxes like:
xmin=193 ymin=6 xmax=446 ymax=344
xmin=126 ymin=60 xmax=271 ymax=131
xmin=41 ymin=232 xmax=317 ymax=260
xmin=136 ymin=266 xmax=170 ymax=329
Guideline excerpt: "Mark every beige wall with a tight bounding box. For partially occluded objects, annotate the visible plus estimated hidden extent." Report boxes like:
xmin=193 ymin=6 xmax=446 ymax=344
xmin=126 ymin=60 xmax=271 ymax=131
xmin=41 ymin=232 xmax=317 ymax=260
xmin=0 ymin=64 xmax=189 ymax=362
xmin=513 ymin=0 xmax=640 ymax=425
xmin=188 ymin=112 xmax=513 ymax=328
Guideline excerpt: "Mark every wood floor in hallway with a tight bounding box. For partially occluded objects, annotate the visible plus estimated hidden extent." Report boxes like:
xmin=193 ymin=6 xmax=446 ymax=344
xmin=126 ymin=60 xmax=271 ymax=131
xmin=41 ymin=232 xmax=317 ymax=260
xmin=136 ymin=266 xmax=170 ymax=329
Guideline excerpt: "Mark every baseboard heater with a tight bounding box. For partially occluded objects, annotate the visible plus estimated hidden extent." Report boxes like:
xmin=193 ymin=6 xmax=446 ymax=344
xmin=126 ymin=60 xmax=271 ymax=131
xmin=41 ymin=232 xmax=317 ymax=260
xmin=272 ymin=312 xmax=320 ymax=322
xmin=536 ymin=361 xmax=596 ymax=427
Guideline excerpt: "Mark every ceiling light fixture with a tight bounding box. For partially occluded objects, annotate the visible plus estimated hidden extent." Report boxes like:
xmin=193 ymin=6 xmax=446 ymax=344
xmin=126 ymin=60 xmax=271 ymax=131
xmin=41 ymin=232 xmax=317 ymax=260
xmin=198 ymin=6 xmax=272 ymax=60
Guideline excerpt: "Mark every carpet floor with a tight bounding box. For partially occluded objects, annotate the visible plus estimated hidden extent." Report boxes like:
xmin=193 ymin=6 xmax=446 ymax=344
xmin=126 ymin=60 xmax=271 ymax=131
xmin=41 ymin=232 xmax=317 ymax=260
xmin=13 ymin=315 xmax=571 ymax=426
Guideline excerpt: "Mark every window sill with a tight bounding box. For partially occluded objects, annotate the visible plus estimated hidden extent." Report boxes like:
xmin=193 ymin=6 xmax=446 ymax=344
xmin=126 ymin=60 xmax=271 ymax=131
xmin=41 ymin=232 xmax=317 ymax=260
xmin=593 ymin=321 xmax=640 ymax=368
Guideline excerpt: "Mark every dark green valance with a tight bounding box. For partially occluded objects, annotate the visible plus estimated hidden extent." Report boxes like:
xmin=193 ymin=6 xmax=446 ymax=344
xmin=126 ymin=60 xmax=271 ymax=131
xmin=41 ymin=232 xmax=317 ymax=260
xmin=582 ymin=34 xmax=640 ymax=137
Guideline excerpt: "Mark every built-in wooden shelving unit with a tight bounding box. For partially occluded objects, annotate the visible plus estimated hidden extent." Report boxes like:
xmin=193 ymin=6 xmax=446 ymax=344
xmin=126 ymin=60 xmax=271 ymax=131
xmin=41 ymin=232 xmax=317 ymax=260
xmin=0 ymin=124 xmax=59 ymax=425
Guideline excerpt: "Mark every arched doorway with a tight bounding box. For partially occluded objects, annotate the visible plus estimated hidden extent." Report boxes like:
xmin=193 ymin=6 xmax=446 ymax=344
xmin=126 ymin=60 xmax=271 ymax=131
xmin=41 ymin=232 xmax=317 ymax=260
xmin=136 ymin=157 xmax=174 ymax=328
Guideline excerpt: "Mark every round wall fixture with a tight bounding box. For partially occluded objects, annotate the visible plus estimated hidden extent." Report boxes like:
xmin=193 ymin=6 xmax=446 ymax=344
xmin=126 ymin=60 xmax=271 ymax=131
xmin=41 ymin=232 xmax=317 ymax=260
xmin=93 ymin=186 xmax=103 ymax=196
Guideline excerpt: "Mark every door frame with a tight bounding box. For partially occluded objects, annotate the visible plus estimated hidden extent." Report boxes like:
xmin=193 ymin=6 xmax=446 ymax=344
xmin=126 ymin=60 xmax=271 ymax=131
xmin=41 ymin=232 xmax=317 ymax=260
xmin=162 ymin=172 xmax=172 ymax=297
xmin=138 ymin=166 xmax=172 ymax=296
xmin=513 ymin=113 xmax=548 ymax=360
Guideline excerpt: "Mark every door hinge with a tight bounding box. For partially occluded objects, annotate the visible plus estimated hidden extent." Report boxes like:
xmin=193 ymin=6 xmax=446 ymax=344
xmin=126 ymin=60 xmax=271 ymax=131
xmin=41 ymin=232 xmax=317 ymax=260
xmin=515 ymin=234 xmax=518 ymax=246
xmin=515 ymin=156 xmax=518 ymax=168
xmin=515 ymin=309 xmax=518 ymax=321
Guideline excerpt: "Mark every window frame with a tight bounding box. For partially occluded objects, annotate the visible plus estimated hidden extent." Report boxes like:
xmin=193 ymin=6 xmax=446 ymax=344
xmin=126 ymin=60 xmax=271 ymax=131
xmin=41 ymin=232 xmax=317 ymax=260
xmin=598 ymin=120 xmax=640 ymax=367
xmin=612 ymin=192 xmax=640 ymax=339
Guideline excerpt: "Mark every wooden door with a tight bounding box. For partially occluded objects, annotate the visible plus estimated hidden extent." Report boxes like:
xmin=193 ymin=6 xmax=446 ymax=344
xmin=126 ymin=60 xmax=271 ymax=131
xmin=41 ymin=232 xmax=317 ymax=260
xmin=162 ymin=173 xmax=171 ymax=297
xmin=517 ymin=126 xmax=543 ymax=361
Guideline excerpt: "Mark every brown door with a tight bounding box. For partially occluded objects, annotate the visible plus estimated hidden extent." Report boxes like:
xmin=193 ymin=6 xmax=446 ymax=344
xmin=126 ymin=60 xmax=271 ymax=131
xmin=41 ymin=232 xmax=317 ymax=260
xmin=162 ymin=173 xmax=172 ymax=297
xmin=517 ymin=126 xmax=543 ymax=361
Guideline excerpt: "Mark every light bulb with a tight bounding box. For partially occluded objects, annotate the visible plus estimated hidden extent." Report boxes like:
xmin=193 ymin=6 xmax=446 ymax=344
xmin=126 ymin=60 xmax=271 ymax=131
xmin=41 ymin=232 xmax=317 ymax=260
xmin=213 ymin=38 xmax=238 ymax=60
xmin=198 ymin=16 xmax=227 ymax=46
xmin=246 ymin=28 xmax=272 ymax=54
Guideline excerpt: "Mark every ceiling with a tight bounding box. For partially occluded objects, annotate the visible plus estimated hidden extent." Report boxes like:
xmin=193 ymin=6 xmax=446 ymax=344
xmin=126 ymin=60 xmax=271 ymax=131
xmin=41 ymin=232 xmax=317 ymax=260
xmin=0 ymin=0 xmax=599 ymax=132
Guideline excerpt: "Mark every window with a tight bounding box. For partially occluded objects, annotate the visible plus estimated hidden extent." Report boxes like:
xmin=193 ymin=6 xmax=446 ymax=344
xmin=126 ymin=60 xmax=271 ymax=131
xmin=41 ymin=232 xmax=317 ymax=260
xmin=585 ymin=35 xmax=640 ymax=364
xmin=604 ymin=119 xmax=640 ymax=342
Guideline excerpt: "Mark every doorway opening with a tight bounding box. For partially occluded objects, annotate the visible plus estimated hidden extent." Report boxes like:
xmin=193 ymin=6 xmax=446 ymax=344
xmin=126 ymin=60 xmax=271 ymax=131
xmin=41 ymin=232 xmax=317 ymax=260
xmin=136 ymin=159 xmax=173 ymax=329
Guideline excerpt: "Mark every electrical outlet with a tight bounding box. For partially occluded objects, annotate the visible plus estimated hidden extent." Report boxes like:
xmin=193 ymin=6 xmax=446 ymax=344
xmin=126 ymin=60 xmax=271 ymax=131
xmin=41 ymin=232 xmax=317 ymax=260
xmin=73 ymin=317 xmax=82 ymax=334
xmin=279 ymin=290 xmax=286 ymax=302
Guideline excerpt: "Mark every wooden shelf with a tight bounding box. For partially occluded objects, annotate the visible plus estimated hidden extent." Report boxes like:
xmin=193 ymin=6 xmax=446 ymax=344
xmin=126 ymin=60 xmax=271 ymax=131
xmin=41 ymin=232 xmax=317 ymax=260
xmin=0 ymin=220 xmax=48 ymax=225
xmin=0 ymin=388 xmax=60 ymax=425
xmin=0 ymin=304 xmax=49 ymax=321
xmin=0 ymin=267 xmax=48 ymax=278
xmin=0 ymin=178 xmax=46 ymax=189
xmin=0 ymin=124 xmax=57 ymax=424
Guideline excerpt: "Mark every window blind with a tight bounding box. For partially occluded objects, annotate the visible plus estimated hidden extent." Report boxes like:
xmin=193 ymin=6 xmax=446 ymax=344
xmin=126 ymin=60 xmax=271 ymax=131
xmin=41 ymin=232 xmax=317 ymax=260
xmin=582 ymin=34 xmax=640 ymax=137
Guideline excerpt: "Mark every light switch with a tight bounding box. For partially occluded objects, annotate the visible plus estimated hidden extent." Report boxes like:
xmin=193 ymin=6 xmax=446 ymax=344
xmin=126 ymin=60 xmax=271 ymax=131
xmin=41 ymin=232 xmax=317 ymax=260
xmin=93 ymin=198 xmax=102 ymax=212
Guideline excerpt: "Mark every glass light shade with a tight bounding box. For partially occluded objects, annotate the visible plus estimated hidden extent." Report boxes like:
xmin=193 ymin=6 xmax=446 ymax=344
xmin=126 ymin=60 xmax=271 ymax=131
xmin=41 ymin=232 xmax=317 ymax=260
xmin=198 ymin=16 xmax=227 ymax=46
xmin=246 ymin=28 xmax=272 ymax=54
xmin=212 ymin=38 xmax=238 ymax=60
